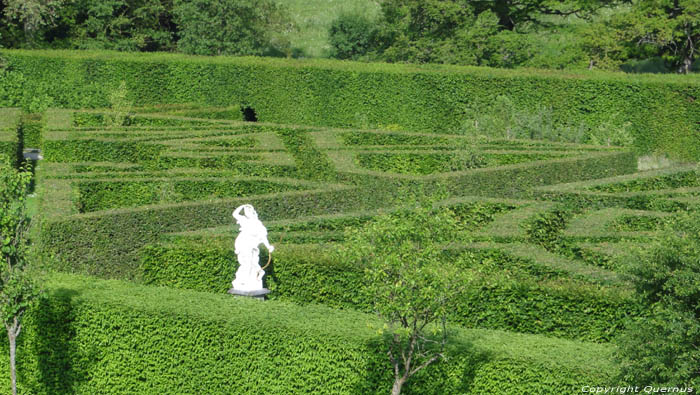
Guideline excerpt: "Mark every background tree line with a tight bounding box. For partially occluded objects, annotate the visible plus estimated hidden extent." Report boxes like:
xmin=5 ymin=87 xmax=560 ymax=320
xmin=0 ymin=0 xmax=293 ymax=56
xmin=0 ymin=0 xmax=697 ymax=73
xmin=330 ymin=0 xmax=700 ymax=73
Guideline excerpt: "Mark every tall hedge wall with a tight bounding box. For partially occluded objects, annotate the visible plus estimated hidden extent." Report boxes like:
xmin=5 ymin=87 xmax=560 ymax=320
xmin=1 ymin=273 xmax=618 ymax=394
xmin=1 ymin=50 xmax=698 ymax=159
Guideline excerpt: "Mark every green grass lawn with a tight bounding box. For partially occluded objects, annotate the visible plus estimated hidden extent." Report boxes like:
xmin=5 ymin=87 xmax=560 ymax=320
xmin=277 ymin=0 xmax=381 ymax=58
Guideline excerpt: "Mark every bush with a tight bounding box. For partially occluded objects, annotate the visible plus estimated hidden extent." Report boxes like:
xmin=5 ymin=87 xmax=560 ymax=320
xmin=0 ymin=108 xmax=20 ymax=166
xmin=340 ymin=132 xmax=450 ymax=146
xmin=274 ymin=128 xmax=336 ymax=180
xmin=38 ymin=151 xmax=636 ymax=278
xmin=616 ymin=212 xmax=700 ymax=387
xmin=462 ymin=95 xmax=636 ymax=146
xmin=39 ymin=186 xmax=395 ymax=278
xmin=355 ymin=152 xmax=564 ymax=175
xmin=329 ymin=13 xmax=375 ymax=60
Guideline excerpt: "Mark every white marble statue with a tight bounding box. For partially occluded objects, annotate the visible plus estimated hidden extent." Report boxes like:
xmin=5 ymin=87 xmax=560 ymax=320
xmin=231 ymin=204 xmax=274 ymax=292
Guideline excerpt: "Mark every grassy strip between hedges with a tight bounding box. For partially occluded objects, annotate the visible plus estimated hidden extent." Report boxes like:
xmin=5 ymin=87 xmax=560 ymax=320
xmin=0 ymin=272 xmax=618 ymax=394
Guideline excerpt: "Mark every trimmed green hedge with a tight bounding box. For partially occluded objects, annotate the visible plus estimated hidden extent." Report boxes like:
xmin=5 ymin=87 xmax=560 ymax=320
xmin=38 ymin=152 xmax=636 ymax=277
xmin=0 ymin=108 xmax=21 ymax=166
xmin=266 ymin=201 xmax=514 ymax=235
xmin=140 ymin=241 xmax=639 ymax=342
xmin=43 ymin=138 xmax=290 ymax=173
xmin=73 ymin=112 xmax=219 ymax=127
xmin=344 ymin=151 xmax=637 ymax=199
xmin=198 ymin=136 xmax=258 ymax=148
xmin=74 ymin=178 xmax=308 ymax=212
xmin=355 ymin=152 xmax=565 ymax=175
xmin=590 ymin=169 xmax=700 ymax=192
xmin=43 ymin=139 xmax=167 ymax=163
xmin=1 ymin=49 xmax=698 ymax=159
xmin=1 ymin=273 xmax=618 ymax=394
xmin=39 ymin=186 xmax=396 ymax=278
xmin=534 ymin=189 xmax=690 ymax=212
xmin=341 ymin=132 xmax=450 ymax=146
xmin=19 ymin=112 xmax=43 ymax=149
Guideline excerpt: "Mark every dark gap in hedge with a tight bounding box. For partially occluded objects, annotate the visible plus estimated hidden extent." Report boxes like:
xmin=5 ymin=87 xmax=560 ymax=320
xmin=241 ymin=106 xmax=257 ymax=122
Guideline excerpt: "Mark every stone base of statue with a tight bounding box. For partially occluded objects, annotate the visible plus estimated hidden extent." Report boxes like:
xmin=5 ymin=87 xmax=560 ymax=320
xmin=228 ymin=288 xmax=270 ymax=300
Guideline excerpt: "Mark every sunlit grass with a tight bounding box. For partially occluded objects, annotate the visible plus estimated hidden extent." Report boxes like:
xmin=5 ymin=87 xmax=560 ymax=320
xmin=276 ymin=0 xmax=381 ymax=58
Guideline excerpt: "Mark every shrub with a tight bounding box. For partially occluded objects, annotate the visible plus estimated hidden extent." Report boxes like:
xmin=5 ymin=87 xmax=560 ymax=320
xmin=275 ymin=129 xmax=336 ymax=180
xmin=74 ymin=179 xmax=307 ymax=212
xmin=329 ymin=13 xmax=375 ymax=60
xmin=18 ymin=113 xmax=43 ymax=149
xmin=462 ymin=95 xmax=636 ymax=146
xmin=616 ymin=212 xmax=700 ymax=387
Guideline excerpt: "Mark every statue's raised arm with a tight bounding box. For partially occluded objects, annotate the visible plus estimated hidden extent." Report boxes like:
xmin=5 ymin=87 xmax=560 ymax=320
xmin=232 ymin=204 xmax=252 ymax=225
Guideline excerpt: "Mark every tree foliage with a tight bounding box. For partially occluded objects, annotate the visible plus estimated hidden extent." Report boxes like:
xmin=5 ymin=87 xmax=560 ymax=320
xmin=0 ymin=160 xmax=40 ymax=395
xmin=339 ymin=202 xmax=470 ymax=394
xmin=587 ymin=0 xmax=700 ymax=73
xmin=328 ymin=13 xmax=374 ymax=60
xmin=66 ymin=0 xmax=175 ymax=51
xmin=2 ymin=0 xmax=62 ymax=46
xmin=616 ymin=210 xmax=700 ymax=387
xmin=173 ymin=0 xmax=293 ymax=56
xmin=368 ymin=0 xmax=539 ymax=67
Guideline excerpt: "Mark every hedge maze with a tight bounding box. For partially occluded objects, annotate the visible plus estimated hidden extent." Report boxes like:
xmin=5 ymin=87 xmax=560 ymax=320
xmin=1 ymin=51 xmax=699 ymax=393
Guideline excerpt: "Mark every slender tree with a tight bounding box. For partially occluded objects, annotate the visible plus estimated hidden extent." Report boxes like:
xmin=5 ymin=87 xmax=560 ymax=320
xmin=0 ymin=161 xmax=39 ymax=395
xmin=340 ymin=203 xmax=469 ymax=395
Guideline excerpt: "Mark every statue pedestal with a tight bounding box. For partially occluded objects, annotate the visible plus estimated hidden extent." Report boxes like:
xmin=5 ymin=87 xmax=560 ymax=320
xmin=228 ymin=288 xmax=270 ymax=301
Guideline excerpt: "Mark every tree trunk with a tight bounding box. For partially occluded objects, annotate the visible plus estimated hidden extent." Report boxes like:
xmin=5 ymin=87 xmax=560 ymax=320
xmin=391 ymin=377 xmax=405 ymax=395
xmin=678 ymin=56 xmax=692 ymax=74
xmin=8 ymin=328 xmax=17 ymax=395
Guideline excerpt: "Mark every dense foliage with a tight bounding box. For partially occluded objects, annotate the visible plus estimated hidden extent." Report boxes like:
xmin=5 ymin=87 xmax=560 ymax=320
xmin=0 ymin=0 xmax=291 ymax=56
xmin=0 ymin=0 xmax=697 ymax=72
xmin=616 ymin=212 xmax=700 ymax=387
xmin=173 ymin=0 xmax=292 ymax=56
xmin=0 ymin=161 xmax=40 ymax=395
xmin=139 ymin=238 xmax=639 ymax=342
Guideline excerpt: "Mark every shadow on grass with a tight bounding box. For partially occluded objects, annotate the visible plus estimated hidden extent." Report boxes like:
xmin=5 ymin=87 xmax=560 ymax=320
xmin=354 ymin=331 xmax=492 ymax=394
xmin=29 ymin=288 xmax=90 ymax=394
